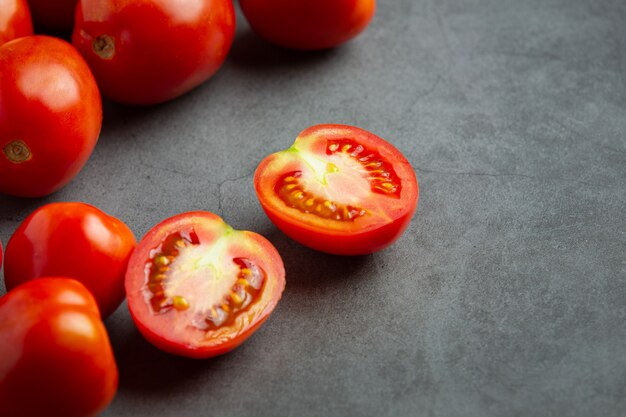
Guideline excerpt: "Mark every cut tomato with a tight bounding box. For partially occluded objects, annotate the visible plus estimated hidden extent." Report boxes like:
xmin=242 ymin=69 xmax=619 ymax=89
xmin=254 ymin=124 xmax=418 ymax=255
xmin=125 ymin=212 xmax=285 ymax=359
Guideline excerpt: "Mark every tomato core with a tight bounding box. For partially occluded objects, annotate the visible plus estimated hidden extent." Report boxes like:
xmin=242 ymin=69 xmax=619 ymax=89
xmin=144 ymin=230 xmax=267 ymax=332
xmin=3 ymin=140 xmax=31 ymax=163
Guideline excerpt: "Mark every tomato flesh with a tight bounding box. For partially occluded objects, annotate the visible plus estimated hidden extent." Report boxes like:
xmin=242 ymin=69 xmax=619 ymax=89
xmin=126 ymin=211 xmax=285 ymax=359
xmin=255 ymin=124 xmax=418 ymax=255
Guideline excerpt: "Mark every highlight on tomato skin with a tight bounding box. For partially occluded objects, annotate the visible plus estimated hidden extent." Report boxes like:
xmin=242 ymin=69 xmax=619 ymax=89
xmin=125 ymin=211 xmax=286 ymax=359
xmin=0 ymin=278 xmax=118 ymax=417
xmin=254 ymin=124 xmax=419 ymax=255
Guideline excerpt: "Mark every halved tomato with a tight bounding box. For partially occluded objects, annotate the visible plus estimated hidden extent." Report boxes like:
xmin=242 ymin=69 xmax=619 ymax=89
xmin=125 ymin=212 xmax=285 ymax=359
xmin=254 ymin=124 xmax=418 ymax=255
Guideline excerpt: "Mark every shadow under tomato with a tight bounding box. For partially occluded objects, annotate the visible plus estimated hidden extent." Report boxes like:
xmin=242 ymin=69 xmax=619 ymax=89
xmin=260 ymin=226 xmax=378 ymax=290
xmin=227 ymin=29 xmax=340 ymax=71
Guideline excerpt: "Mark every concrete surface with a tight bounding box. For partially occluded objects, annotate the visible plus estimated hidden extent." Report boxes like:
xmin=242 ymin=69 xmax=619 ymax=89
xmin=1 ymin=0 xmax=625 ymax=416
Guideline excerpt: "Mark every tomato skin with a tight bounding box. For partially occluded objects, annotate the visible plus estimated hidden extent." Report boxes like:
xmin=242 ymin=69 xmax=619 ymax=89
xmin=72 ymin=0 xmax=236 ymax=105
xmin=4 ymin=202 xmax=136 ymax=318
xmin=240 ymin=0 xmax=375 ymax=50
xmin=126 ymin=211 xmax=285 ymax=359
xmin=0 ymin=36 xmax=102 ymax=197
xmin=255 ymin=124 xmax=418 ymax=255
xmin=0 ymin=278 xmax=118 ymax=417
xmin=27 ymin=0 xmax=77 ymax=32
xmin=0 ymin=0 xmax=33 ymax=46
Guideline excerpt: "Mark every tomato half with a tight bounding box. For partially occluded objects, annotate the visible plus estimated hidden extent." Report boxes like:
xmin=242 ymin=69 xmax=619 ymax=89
xmin=72 ymin=0 xmax=236 ymax=105
xmin=126 ymin=211 xmax=285 ymax=358
xmin=4 ymin=202 xmax=136 ymax=318
xmin=239 ymin=0 xmax=376 ymax=50
xmin=27 ymin=0 xmax=77 ymax=32
xmin=0 ymin=0 xmax=33 ymax=46
xmin=0 ymin=278 xmax=118 ymax=417
xmin=0 ymin=36 xmax=102 ymax=197
xmin=254 ymin=124 xmax=418 ymax=255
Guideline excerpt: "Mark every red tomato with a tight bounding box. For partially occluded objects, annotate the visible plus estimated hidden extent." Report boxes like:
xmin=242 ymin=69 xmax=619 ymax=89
xmin=72 ymin=0 xmax=236 ymax=105
xmin=0 ymin=36 xmax=102 ymax=197
xmin=4 ymin=202 xmax=136 ymax=318
xmin=254 ymin=124 xmax=418 ymax=255
xmin=125 ymin=211 xmax=285 ymax=358
xmin=239 ymin=0 xmax=376 ymax=50
xmin=0 ymin=278 xmax=118 ymax=417
xmin=27 ymin=0 xmax=77 ymax=32
xmin=0 ymin=0 xmax=33 ymax=46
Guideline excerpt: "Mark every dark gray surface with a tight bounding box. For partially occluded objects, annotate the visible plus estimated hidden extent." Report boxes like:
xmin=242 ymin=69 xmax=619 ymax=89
xmin=1 ymin=0 xmax=626 ymax=416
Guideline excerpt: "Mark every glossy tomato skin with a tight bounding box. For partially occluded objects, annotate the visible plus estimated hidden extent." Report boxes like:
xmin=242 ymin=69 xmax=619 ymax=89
xmin=0 ymin=0 xmax=33 ymax=46
xmin=0 ymin=278 xmax=118 ymax=417
xmin=0 ymin=36 xmax=102 ymax=197
xmin=4 ymin=202 xmax=136 ymax=318
xmin=72 ymin=0 xmax=236 ymax=105
xmin=27 ymin=0 xmax=76 ymax=32
xmin=255 ymin=124 xmax=418 ymax=255
xmin=126 ymin=211 xmax=285 ymax=359
xmin=240 ymin=0 xmax=376 ymax=50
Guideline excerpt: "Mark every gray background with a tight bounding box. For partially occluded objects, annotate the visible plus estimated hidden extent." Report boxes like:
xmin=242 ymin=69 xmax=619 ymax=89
xmin=1 ymin=0 xmax=625 ymax=416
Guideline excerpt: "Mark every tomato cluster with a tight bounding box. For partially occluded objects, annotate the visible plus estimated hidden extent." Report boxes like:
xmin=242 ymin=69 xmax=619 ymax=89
xmin=0 ymin=1 xmax=421 ymax=416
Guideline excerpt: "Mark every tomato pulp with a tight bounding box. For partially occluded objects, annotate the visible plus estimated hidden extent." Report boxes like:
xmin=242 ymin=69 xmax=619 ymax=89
xmin=126 ymin=212 xmax=285 ymax=358
xmin=254 ymin=124 xmax=418 ymax=255
xmin=240 ymin=0 xmax=376 ymax=50
xmin=0 ymin=278 xmax=118 ymax=417
xmin=4 ymin=202 xmax=136 ymax=318
xmin=0 ymin=0 xmax=33 ymax=46
xmin=0 ymin=36 xmax=102 ymax=197
xmin=72 ymin=0 xmax=236 ymax=105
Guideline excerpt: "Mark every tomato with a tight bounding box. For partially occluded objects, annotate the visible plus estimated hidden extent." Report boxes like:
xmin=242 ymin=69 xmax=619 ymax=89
xmin=72 ymin=0 xmax=236 ymax=105
xmin=254 ymin=124 xmax=418 ymax=255
xmin=27 ymin=0 xmax=77 ymax=32
xmin=0 ymin=36 xmax=102 ymax=198
xmin=0 ymin=278 xmax=117 ymax=417
xmin=0 ymin=0 xmax=33 ymax=46
xmin=4 ymin=202 xmax=136 ymax=318
xmin=239 ymin=0 xmax=376 ymax=50
xmin=125 ymin=211 xmax=285 ymax=358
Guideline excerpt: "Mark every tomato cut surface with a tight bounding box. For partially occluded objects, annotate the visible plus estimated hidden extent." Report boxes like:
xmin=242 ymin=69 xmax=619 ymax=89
xmin=255 ymin=124 xmax=418 ymax=255
xmin=125 ymin=212 xmax=285 ymax=359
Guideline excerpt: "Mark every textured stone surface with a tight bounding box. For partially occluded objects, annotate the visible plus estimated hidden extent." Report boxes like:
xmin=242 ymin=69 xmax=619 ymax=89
xmin=1 ymin=0 xmax=625 ymax=416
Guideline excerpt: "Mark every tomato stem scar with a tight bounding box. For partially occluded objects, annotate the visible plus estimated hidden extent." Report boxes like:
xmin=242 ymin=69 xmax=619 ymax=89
xmin=3 ymin=140 xmax=32 ymax=164
xmin=93 ymin=35 xmax=115 ymax=59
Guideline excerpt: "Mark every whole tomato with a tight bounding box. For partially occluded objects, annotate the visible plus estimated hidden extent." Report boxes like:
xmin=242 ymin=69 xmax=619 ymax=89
xmin=0 ymin=278 xmax=118 ymax=417
xmin=27 ymin=0 xmax=77 ymax=32
xmin=72 ymin=0 xmax=236 ymax=105
xmin=0 ymin=36 xmax=102 ymax=197
xmin=239 ymin=0 xmax=376 ymax=50
xmin=0 ymin=0 xmax=33 ymax=46
xmin=4 ymin=202 xmax=136 ymax=318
